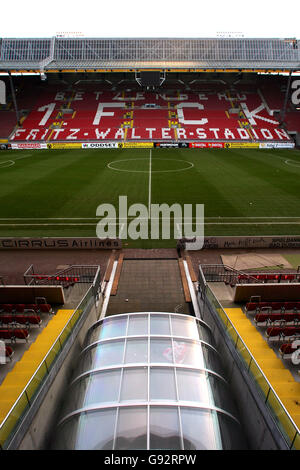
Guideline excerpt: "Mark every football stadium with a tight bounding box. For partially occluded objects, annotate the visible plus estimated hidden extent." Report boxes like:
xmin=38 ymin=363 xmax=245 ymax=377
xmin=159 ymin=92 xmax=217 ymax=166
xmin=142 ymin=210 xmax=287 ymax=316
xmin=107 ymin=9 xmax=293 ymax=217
xmin=0 ymin=35 xmax=300 ymax=452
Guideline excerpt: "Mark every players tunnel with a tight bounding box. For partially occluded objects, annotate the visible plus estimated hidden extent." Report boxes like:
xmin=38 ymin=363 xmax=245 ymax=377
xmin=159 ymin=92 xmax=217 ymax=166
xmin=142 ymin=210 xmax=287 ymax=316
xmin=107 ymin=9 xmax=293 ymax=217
xmin=50 ymin=312 xmax=248 ymax=450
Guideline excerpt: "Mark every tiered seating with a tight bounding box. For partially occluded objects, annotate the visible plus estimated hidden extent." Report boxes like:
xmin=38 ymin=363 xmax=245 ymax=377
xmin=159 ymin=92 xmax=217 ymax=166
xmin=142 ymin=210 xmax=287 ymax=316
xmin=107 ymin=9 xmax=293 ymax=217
xmin=0 ymin=328 xmax=29 ymax=342
xmin=242 ymin=294 xmax=300 ymax=372
xmin=5 ymin=346 xmax=14 ymax=361
xmin=9 ymin=80 xmax=293 ymax=143
xmin=236 ymin=273 xmax=299 ymax=287
xmin=30 ymin=275 xmax=80 ymax=288
xmin=254 ymin=311 xmax=300 ymax=326
xmin=266 ymin=326 xmax=300 ymax=341
xmin=0 ymin=110 xmax=17 ymax=138
xmin=279 ymin=341 xmax=300 ymax=359
xmin=0 ymin=302 xmax=53 ymax=328
xmin=0 ymin=303 xmax=53 ymax=314
xmin=246 ymin=300 xmax=300 ymax=313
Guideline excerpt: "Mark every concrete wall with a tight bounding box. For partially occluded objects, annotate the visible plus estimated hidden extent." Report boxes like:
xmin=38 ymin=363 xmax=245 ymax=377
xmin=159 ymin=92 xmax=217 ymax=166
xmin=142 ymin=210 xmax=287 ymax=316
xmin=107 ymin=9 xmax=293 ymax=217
xmin=0 ymin=285 xmax=65 ymax=304
xmin=11 ymin=295 xmax=102 ymax=450
xmin=234 ymin=283 xmax=300 ymax=302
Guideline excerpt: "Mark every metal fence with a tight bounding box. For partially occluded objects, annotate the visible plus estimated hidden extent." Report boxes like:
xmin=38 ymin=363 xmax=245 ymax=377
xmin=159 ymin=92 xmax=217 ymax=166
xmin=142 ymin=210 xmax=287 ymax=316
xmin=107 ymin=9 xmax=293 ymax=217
xmin=0 ymin=265 xmax=101 ymax=449
xmin=198 ymin=266 xmax=300 ymax=450
xmin=23 ymin=264 xmax=100 ymax=287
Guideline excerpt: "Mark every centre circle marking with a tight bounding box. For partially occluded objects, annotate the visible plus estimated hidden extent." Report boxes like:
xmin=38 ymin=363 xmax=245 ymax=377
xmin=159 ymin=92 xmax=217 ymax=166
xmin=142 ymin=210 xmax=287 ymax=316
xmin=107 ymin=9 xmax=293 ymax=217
xmin=285 ymin=159 xmax=300 ymax=168
xmin=107 ymin=158 xmax=194 ymax=173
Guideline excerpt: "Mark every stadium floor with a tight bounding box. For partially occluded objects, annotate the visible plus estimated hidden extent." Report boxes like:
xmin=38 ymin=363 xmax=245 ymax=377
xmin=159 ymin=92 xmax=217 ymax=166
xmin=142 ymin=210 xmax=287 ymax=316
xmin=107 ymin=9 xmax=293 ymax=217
xmin=0 ymin=147 xmax=300 ymax=248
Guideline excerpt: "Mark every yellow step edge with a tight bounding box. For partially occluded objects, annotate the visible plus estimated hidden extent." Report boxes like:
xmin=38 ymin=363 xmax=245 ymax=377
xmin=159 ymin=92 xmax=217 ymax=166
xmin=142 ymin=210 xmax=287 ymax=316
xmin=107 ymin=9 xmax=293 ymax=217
xmin=225 ymin=308 xmax=299 ymax=429
xmin=0 ymin=309 xmax=74 ymax=427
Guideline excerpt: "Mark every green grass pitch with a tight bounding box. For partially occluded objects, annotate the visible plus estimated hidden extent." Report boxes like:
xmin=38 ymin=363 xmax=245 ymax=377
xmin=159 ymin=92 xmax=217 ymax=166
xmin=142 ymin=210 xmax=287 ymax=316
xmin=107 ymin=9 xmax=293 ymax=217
xmin=0 ymin=147 xmax=300 ymax=248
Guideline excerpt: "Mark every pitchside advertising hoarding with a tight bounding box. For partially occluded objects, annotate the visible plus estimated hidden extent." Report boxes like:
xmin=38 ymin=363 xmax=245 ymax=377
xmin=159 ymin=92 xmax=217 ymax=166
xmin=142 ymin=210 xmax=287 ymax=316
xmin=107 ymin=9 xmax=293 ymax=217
xmin=4 ymin=141 xmax=295 ymax=150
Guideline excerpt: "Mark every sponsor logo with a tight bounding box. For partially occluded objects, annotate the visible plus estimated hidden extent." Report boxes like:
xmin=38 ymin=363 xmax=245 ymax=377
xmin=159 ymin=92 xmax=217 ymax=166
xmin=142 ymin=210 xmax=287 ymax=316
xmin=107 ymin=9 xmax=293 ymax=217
xmin=120 ymin=142 xmax=154 ymax=148
xmin=11 ymin=143 xmax=48 ymax=149
xmin=82 ymin=142 xmax=119 ymax=149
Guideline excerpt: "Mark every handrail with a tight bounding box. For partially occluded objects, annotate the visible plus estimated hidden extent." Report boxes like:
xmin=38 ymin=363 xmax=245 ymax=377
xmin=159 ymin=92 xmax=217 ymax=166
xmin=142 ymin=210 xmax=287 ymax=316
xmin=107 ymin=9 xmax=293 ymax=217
xmin=24 ymin=264 xmax=100 ymax=286
xmin=200 ymin=264 xmax=300 ymax=285
xmin=201 ymin=278 xmax=300 ymax=450
xmin=200 ymin=263 xmax=262 ymax=284
xmin=0 ymin=266 xmax=101 ymax=449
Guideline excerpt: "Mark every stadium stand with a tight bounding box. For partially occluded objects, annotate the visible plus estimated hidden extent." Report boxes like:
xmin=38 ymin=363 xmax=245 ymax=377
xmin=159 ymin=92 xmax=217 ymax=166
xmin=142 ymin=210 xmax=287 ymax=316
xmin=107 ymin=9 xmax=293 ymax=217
xmin=9 ymin=81 xmax=293 ymax=142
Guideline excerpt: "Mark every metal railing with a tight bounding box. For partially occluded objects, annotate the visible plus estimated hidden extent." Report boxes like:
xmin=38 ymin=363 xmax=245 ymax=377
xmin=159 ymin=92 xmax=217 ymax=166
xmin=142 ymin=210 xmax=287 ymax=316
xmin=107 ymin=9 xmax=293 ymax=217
xmin=198 ymin=266 xmax=300 ymax=450
xmin=200 ymin=264 xmax=261 ymax=285
xmin=23 ymin=264 xmax=100 ymax=287
xmin=0 ymin=266 xmax=101 ymax=449
xmin=200 ymin=264 xmax=300 ymax=285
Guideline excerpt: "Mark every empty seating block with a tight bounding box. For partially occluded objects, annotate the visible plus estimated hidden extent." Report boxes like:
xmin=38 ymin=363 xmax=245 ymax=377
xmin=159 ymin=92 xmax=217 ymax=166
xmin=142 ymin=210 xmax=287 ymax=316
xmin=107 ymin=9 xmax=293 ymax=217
xmin=9 ymin=84 xmax=292 ymax=143
xmin=0 ymin=329 xmax=29 ymax=342
xmin=266 ymin=326 xmax=300 ymax=340
xmin=0 ymin=303 xmax=53 ymax=315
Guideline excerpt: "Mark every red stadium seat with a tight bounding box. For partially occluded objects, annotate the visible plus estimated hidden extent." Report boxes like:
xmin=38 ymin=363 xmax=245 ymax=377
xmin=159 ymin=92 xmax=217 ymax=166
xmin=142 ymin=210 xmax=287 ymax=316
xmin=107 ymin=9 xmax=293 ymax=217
xmin=39 ymin=304 xmax=53 ymax=314
xmin=9 ymin=83 xmax=293 ymax=144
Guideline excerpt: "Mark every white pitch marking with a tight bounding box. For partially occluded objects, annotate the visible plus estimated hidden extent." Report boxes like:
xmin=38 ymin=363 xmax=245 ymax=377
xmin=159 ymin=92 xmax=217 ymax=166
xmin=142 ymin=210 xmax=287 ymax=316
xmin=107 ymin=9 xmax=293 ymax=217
xmin=148 ymin=149 xmax=152 ymax=218
xmin=0 ymin=160 xmax=15 ymax=168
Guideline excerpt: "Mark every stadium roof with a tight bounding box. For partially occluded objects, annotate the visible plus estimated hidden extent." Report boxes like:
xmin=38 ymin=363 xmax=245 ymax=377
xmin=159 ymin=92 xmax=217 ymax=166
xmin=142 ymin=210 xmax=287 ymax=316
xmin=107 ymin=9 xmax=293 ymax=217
xmin=0 ymin=37 xmax=300 ymax=73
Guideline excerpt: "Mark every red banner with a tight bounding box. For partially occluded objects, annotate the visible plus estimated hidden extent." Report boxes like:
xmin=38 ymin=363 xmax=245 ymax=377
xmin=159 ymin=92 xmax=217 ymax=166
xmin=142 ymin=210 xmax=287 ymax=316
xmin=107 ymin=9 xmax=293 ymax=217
xmin=189 ymin=142 xmax=225 ymax=148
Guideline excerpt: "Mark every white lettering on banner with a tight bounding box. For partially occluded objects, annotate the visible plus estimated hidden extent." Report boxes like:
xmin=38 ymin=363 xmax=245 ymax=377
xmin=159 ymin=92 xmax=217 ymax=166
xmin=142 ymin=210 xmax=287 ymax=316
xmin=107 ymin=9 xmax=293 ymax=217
xmin=26 ymin=129 xmax=39 ymax=140
xmin=162 ymin=128 xmax=172 ymax=139
xmin=218 ymin=93 xmax=246 ymax=101
xmin=95 ymin=128 xmax=111 ymax=139
xmin=113 ymin=92 xmax=145 ymax=101
xmin=224 ymin=128 xmax=235 ymax=139
xmin=94 ymin=91 xmax=103 ymax=100
xmin=54 ymin=92 xmax=65 ymax=101
xmin=114 ymin=128 xmax=125 ymax=139
xmin=66 ymin=129 xmax=80 ymax=140
xmin=38 ymin=103 xmax=56 ymax=126
xmin=291 ymin=80 xmax=300 ymax=105
xmin=260 ymin=129 xmax=273 ymax=140
xmin=52 ymin=129 xmax=64 ymax=139
xmin=210 ymin=128 xmax=220 ymax=139
xmin=160 ymin=94 xmax=188 ymax=101
xmin=274 ymin=128 xmax=289 ymax=140
xmin=177 ymin=103 xmax=208 ymax=125
xmin=73 ymin=92 xmax=84 ymax=101
xmin=240 ymin=102 xmax=278 ymax=126
xmin=198 ymin=94 xmax=208 ymax=100
xmin=237 ymin=128 xmax=249 ymax=139
xmin=146 ymin=128 xmax=156 ymax=139
xmin=131 ymin=128 xmax=141 ymax=139
xmin=251 ymin=127 xmax=259 ymax=140
xmin=11 ymin=129 xmax=26 ymax=140
xmin=93 ymin=103 xmax=125 ymax=125
xmin=41 ymin=128 xmax=50 ymax=140
xmin=196 ymin=128 xmax=207 ymax=139
xmin=176 ymin=128 xmax=187 ymax=139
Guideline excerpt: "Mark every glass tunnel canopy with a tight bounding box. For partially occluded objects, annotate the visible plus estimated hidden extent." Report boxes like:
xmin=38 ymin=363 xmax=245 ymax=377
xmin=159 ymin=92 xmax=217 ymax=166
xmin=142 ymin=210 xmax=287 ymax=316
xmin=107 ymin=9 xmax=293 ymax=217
xmin=52 ymin=312 xmax=247 ymax=450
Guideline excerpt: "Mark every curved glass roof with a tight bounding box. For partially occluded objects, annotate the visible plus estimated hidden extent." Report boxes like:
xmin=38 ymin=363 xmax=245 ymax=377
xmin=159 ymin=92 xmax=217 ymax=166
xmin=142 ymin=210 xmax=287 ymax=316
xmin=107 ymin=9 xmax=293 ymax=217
xmin=52 ymin=312 xmax=247 ymax=450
